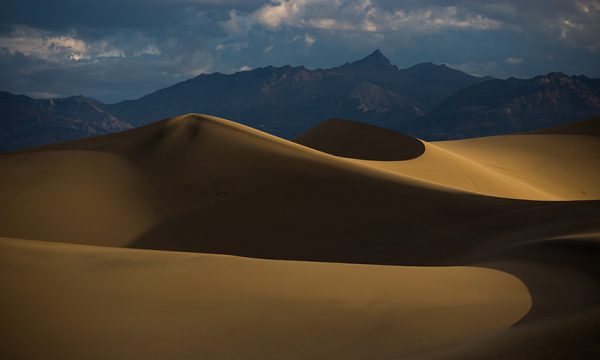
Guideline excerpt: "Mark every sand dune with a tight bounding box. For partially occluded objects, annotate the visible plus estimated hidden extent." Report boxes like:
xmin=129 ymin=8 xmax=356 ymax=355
xmin=295 ymin=118 xmax=426 ymax=160
xmin=0 ymin=237 xmax=530 ymax=359
xmin=298 ymin=118 xmax=599 ymax=200
xmin=0 ymin=114 xmax=599 ymax=359
xmin=434 ymin=134 xmax=600 ymax=200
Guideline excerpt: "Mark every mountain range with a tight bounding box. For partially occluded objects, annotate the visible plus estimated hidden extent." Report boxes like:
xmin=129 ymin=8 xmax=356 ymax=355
xmin=1 ymin=50 xmax=599 ymax=152
xmin=0 ymin=92 xmax=131 ymax=152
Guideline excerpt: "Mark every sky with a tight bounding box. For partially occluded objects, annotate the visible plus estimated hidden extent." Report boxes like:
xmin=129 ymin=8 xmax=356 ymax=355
xmin=0 ymin=0 xmax=599 ymax=103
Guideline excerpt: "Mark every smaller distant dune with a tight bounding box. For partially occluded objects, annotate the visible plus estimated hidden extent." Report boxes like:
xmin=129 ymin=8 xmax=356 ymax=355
xmin=295 ymin=118 xmax=425 ymax=160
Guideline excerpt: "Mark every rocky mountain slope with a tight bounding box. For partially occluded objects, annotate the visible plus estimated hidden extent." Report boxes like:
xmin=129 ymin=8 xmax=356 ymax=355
xmin=0 ymin=91 xmax=131 ymax=151
xmin=106 ymin=50 xmax=486 ymax=137
xmin=1 ymin=50 xmax=599 ymax=152
xmin=418 ymin=72 xmax=600 ymax=139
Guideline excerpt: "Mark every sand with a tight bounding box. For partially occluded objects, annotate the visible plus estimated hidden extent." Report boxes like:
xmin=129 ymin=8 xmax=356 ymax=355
xmin=0 ymin=114 xmax=599 ymax=359
xmin=0 ymin=237 xmax=530 ymax=359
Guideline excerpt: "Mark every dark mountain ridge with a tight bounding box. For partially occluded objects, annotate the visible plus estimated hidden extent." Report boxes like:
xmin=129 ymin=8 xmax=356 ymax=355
xmin=0 ymin=91 xmax=131 ymax=152
xmin=419 ymin=72 xmax=600 ymax=139
xmin=105 ymin=50 xmax=487 ymax=138
xmin=1 ymin=50 xmax=599 ymax=152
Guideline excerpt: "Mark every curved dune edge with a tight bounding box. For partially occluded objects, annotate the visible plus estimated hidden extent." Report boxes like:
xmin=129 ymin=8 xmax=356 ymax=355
xmin=351 ymin=141 xmax=557 ymax=200
xmin=417 ymin=304 xmax=600 ymax=360
xmin=294 ymin=118 xmax=426 ymax=160
xmin=0 ymin=114 xmax=598 ymax=358
xmin=0 ymin=237 xmax=532 ymax=360
xmin=203 ymin=114 xmax=599 ymax=200
xmin=0 ymin=114 xmax=598 ymax=255
xmin=292 ymin=116 xmax=600 ymax=201
xmin=13 ymin=113 xmax=596 ymax=201
xmin=166 ymin=114 xmax=599 ymax=201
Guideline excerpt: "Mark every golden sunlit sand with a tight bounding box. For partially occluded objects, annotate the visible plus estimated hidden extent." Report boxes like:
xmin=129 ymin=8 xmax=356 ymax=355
xmin=1 ymin=114 xmax=599 ymax=359
xmin=0 ymin=237 xmax=530 ymax=359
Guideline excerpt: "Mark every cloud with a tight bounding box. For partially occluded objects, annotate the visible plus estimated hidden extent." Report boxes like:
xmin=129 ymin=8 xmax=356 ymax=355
xmin=0 ymin=27 xmax=89 ymax=61
xmin=221 ymin=10 xmax=242 ymax=35
xmin=304 ymin=33 xmax=315 ymax=46
xmin=0 ymin=47 xmax=193 ymax=101
xmin=0 ymin=26 xmax=167 ymax=63
xmin=505 ymin=57 xmax=523 ymax=65
xmin=253 ymin=0 xmax=312 ymax=29
xmin=98 ymin=47 xmax=125 ymax=58
xmin=480 ymin=0 xmax=600 ymax=53
xmin=133 ymin=44 xmax=161 ymax=57
xmin=555 ymin=0 xmax=600 ymax=51
xmin=0 ymin=0 xmax=599 ymax=102
xmin=382 ymin=6 xmax=503 ymax=32
xmin=252 ymin=0 xmax=504 ymax=33
xmin=0 ymin=0 xmax=267 ymax=32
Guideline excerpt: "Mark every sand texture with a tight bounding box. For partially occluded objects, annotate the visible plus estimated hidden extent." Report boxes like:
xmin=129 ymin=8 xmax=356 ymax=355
xmin=0 ymin=114 xmax=599 ymax=359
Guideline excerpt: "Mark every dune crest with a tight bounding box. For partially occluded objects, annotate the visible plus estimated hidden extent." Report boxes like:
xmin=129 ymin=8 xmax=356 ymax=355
xmin=1 ymin=114 xmax=599 ymax=359
xmin=296 ymin=117 xmax=600 ymax=200
xmin=295 ymin=118 xmax=426 ymax=160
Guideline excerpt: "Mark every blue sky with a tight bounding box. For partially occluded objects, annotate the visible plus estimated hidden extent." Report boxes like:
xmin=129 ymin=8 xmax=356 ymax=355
xmin=1 ymin=0 xmax=599 ymax=102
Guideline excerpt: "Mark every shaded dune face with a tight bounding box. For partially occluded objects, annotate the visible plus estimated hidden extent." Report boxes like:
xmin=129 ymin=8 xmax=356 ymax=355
xmin=294 ymin=118 xmax=426 ymax=160
xmin=1 ymin=114 xmax=600 ymax=358
xmin=479 ymin=234 xmax=600 ymax=322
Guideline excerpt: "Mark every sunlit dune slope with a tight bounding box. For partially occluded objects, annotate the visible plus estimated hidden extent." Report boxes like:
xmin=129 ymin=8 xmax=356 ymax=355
xmin=297 ymin=118 xmax=600 ymax=200
xmin=0 ymin=237 xmax=530 ymax=360
xmin=0 ymin=114 xmax=599 ymax=359
xmin=433 ymin=133 xmax=600 ymax=200
xmin=0 ymin=114 xmax=598 ymax=262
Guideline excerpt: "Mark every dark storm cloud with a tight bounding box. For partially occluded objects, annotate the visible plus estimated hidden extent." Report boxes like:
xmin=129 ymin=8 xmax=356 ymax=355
xmin=0 ymin=48 xmax=201 ymax=101
xmin=0 ymin=0 xmax=266 ymax=31
xmin=0 ymin=0 xmax=599 ymax=102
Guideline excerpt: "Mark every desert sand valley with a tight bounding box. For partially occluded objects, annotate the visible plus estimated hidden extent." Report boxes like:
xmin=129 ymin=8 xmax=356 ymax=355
xmin=0 ymin=114 xmax=599 ymax=359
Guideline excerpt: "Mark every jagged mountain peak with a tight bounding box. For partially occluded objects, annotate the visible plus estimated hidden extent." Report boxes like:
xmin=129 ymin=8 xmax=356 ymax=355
xmin=3 ymin=52 xmax=599 ymax=152
xmin=348 ymin=49 xmax=393 ymax=68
